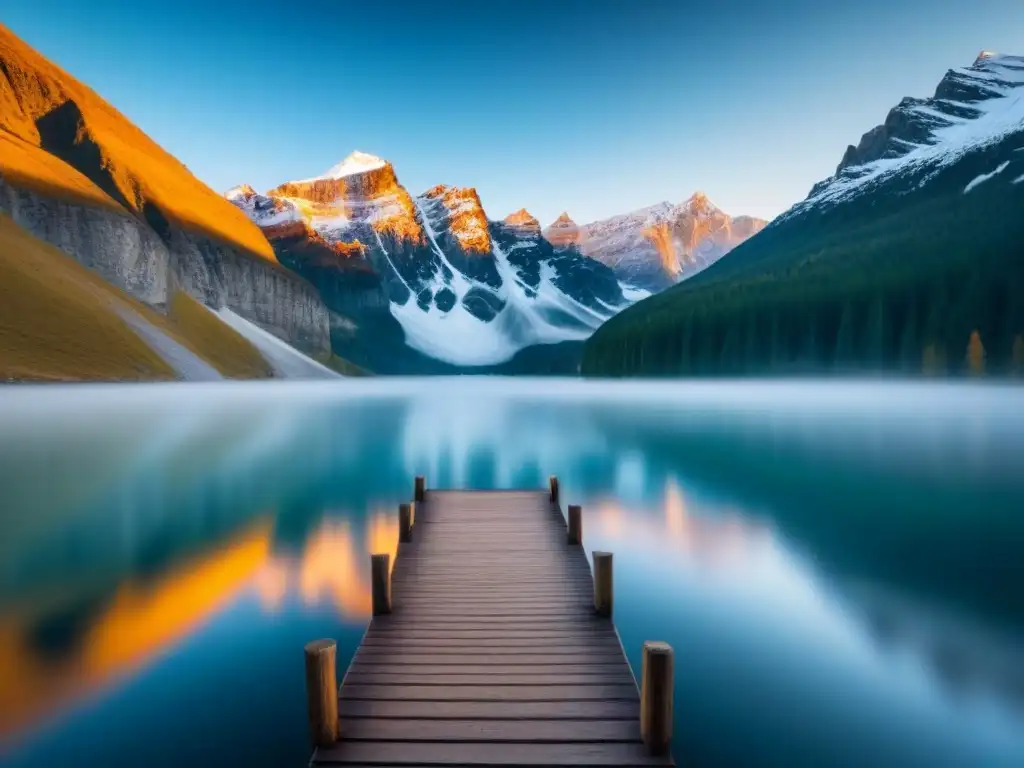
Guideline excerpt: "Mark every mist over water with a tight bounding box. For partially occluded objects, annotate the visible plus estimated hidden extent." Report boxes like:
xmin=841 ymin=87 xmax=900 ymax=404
xmin=1 ymin=379 xmax=1022 ymax=767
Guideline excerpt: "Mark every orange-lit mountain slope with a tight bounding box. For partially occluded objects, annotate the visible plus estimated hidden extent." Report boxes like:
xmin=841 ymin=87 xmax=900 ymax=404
xmin=0 ymin=24 xmax=274 ymax=262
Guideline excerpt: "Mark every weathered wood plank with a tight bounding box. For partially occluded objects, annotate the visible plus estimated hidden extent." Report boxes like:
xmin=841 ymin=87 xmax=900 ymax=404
xmin=339 ymin=718 xmax=642 ymax=742
xmin=343 ymin=672 xmax=635 ymax=686
xmin=337 ymin=699 xmax=640 ymax=720
xmin=350 ymin=653 xmax=628 ymax=666
xmin=340 ymin=684 xmax=639 ymax=701
xmin=346 ymin=663 xmax=632 ymax=675
xmin=314 ymin=741 xmax=672 ymax=765
xmin=363 ymin=628 xmax=617 ymax=639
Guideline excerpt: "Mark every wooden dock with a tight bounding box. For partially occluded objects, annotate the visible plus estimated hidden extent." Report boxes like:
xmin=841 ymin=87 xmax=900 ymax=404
xmin=304 ymin=477 xmax=675 ymax=766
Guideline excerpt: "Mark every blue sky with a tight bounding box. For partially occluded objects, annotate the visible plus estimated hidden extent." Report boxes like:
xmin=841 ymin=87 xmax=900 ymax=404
xmin=4 ymin=0 xmax=1022 ymax=225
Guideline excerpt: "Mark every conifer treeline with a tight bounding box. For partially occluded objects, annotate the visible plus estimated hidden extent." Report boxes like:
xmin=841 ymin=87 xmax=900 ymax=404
xmin=584 ymin=261 xmax=1023 ymax=377
xmin=581 ymin=144 xmax=1024 ymax=379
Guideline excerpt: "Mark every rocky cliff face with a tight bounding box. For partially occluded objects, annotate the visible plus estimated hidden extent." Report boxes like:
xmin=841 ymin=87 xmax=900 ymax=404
xmin=0 ymin=23 xmax=330 ymax=355
xmin=0 ymin=178 xmax=330 ymax=354
xmin=548 ymin=195 xmax=766 ymax=292
xmin=0 ymin=178 xmax=168 ymax=303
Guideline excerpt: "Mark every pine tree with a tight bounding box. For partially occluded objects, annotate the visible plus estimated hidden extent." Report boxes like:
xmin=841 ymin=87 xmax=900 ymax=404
xmin=966 ymin=330 xmax=986 ymax=375
xmin=835 ymin=302 xmax=855 ymax=369
xmin=1011 ymin=335 xmax=1024 ymax=376
xmin=865 ymin=294 xmax=886 ymax=369
xmin=899 ymin=302 xmax=919 ymax=372
xmin=923 ymin=343 xmax=946 ymax=376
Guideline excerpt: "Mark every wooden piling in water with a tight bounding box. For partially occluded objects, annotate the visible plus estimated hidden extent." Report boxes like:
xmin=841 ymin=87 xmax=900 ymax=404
xmin=549 ymin=475 xmax=559 ymax=503
xmin=370 ymin=553 xmax=391 ymax=616
xmin=641 ymin=641 xmax=674 ymax=756
xmin=593 ymin=550 xmax=613 ymax=618
xmin=567 ymin=504 xmax=582 ymax=545
xmin=399 ymin=503 xmax=413 ymax=543
xmin=414 ymin=475 xmax=426 ymax=502
xmin=303 ymin=639 xmax=338 ymax=748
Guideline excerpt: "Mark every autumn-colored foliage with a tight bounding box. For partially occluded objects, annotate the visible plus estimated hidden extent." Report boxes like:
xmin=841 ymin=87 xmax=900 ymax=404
xmin=965 ymin=330 xmax=985 ymax=375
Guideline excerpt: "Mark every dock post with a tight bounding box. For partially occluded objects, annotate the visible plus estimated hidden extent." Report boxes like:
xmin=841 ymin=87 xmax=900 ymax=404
xmin=414 ymin=475 xmax=426 ymax=502
xmin=303 ymin=639 xmax=339 ymax=747
xmin=399 ymin=503 xmax=413 ymax=543
xmin=641 ymin=641 xmax=674 ymax=756
xmin=371 ymin=553 xmax=391 ymax=616
xmin=567 ymin=504 xmax=582 ymax=545
xmin=549 ymin=475 xmax=560 ymax=504
xmin=593 ymin=551 xmax=613 ymax=618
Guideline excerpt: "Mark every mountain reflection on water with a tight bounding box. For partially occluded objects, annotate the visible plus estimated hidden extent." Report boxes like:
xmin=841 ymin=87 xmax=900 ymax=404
xmin=0 ymin=379 xmax=1022 ymax=767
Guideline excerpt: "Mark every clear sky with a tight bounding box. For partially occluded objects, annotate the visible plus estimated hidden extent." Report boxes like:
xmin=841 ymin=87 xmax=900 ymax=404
xmin=4 ymin=0 xmax=1022 ymax=225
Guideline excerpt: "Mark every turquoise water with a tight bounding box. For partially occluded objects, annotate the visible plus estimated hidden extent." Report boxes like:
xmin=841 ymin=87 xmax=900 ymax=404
xmin=0 ymin=379 xmax=1022 ymax=767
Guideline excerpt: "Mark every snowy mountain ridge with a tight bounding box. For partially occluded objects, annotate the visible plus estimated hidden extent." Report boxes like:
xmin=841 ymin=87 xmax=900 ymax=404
xmin=788 ymin=51 xmax=1024 ymax=220
xmin=227 ymin=153 xmax=636 ymax=371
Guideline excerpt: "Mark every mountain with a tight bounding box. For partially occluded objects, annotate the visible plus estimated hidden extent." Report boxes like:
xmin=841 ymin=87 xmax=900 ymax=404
xmin=0 ymin=210 xmax=278 ymax=381
xmin=0 ymin=23 xmax=331 ymax=371
xmin=545 ymin=195 xmax=766 ymax=292
xmin=582 ymin=52 xmax=1024 ymax=378
xmin=228 ymin=153 xmax=637 ymax=373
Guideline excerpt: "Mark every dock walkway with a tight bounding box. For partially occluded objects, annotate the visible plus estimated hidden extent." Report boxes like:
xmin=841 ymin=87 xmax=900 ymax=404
xmin=305 ymin=479 xmax=675 ymax=766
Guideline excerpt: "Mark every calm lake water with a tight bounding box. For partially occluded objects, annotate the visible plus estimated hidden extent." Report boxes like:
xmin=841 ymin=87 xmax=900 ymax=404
xmin=1 ymin=378 xmax=1022 ymax=767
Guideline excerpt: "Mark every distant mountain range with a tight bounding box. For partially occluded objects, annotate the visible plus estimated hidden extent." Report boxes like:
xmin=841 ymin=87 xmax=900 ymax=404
xmin=226 ymin=154 xmax=640 ymax=372
xmin=583 ymin=51 xmax=1024 ymax=378
xmin=541 ymin=196 xmax=766 ymax=292
xmin=226 ymin=162 xmax=766 ymax=372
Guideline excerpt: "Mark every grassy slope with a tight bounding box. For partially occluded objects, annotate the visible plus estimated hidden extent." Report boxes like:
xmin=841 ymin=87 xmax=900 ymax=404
xmin=164 ymin=292 xmax=273 ymax=379
xmin=0 ymin=213 xmax=274 ymax=381
xmin=0 ymin=212 xmax=176 ymax=381
xmin=319 ymin=354 xmax=372 ymax=376
xmin=0 ymin=23 xmax=275 ymax=262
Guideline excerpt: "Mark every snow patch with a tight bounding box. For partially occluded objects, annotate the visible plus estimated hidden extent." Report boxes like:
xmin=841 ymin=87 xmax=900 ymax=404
xmin=380 ymin=200 xmax=637 ymax=367
xmin=964 ymin=161 xmax=1011 ymax=192
xmin=1013 ymin=173 xmax=1024 ymax=184
xmin=621 ymin=284 xmax=653 ymax=302
xmin=211 ymin=308 xmax=341 ymax=379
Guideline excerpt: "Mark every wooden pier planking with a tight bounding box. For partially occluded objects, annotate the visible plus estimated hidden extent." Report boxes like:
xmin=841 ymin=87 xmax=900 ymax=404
xmin=309 ymin=485 xmax=675 ymax=766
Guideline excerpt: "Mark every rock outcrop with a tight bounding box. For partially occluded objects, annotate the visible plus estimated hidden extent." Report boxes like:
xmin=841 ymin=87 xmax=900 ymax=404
xmin=543 ymin=212 xmax=581 ymax=248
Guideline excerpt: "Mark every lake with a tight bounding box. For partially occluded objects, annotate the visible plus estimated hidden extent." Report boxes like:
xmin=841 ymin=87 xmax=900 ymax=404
xmin=1 ymin=378 xmax=1022 ymax=767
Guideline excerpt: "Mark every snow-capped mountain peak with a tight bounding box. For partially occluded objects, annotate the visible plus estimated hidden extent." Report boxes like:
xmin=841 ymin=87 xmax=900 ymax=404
xmin=225 ymin=183 xmax=257 ymax=202
xmin=298 ymin=150 xmax=387 ymax=182
xmin=794 ymin=51 xmax=1024 ymax=218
